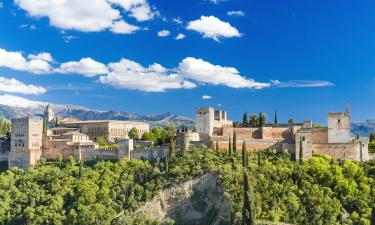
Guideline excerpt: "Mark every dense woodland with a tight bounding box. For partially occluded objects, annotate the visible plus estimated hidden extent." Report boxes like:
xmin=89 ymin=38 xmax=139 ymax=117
xmin=0 ymin=146 xmax=374 ymax=225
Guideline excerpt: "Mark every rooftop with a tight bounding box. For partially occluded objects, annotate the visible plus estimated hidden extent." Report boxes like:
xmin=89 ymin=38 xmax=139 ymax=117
xmin=61 ymin=120 xmax=149 ymax=125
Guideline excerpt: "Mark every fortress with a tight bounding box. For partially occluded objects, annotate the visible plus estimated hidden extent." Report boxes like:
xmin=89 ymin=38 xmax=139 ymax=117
xmin=177 ymin=106 xmax=371 ymax=162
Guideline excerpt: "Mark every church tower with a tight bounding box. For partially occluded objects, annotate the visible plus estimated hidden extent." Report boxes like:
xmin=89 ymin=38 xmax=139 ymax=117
xmin=44 ymin=104 xmax=55 ymax=123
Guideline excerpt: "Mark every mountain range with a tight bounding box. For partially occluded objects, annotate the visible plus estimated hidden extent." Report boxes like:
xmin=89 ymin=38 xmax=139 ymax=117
xmin=0 ymin=94 xmax=194 ymax=126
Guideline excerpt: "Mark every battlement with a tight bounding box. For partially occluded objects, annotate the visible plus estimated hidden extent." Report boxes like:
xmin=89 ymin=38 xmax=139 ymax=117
xmin=195 ymin=107 xmax=213 ymax=114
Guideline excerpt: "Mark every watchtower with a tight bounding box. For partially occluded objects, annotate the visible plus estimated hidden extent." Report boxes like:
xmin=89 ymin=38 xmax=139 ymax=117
xmin=328 ymin=105 xmax=351 ymax=144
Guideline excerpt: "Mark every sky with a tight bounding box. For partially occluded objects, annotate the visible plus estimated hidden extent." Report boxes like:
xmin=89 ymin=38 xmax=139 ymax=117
xmin=0 ymin=0 xmax=374 ymax=124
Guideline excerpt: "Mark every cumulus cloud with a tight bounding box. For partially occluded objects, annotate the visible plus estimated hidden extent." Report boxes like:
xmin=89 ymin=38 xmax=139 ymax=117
xmin=202 ymin=95 xmax=212 ymax=100
xmin=55 ymin=57 xmax=108 ymax=77
xmin=99 ymin=59 xmax=196 ymax=92
xmin=0 ymin=48 xmax=52 ymax=74
xmin=175 ymin=33 xmax=186 ymax=40
xmin=0 ymin=77 xmax=46 ymax=95
xmin=110 ymin=20 xmax=140 ymax=34
xmin=227 ymin=11 xmax=246 ymax=17
xmin=187 ymin=16 xmax=241 ymax=41
xmin=14 ymin=0 xmax=156 ymax=33
xmin=179 ymin=57 xmax=270 ymax=89
xmin=271 ymin=80 xmax=334 ymax=88
xmin=157 ymin=30 xmax=171 ymax=37
xmin=173 ymin=17 xmax=183 ymax=24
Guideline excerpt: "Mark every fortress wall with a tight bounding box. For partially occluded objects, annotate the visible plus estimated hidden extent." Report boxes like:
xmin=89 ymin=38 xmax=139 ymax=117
xmin=0 ymin=151 xmax=8 ymax=161
xmin=312 ymin=143 xmax=360 ymax=161
xmin=262 ymin=127 xmax=293 ymax=140
xmin=311 ymin=128 xmax=328 ymax=144
xmin=215 ymin=138 xmax=283 ymax=152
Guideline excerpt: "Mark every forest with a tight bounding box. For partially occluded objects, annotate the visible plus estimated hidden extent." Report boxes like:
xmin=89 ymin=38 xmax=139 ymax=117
xmin=0 ymin=146 xmax=374 ymax=225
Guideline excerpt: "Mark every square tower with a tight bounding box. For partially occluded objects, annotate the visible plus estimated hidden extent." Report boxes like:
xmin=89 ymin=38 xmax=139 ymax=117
xmin=328 ymin=109 xmax=351 ymax=144
xmin=195 ymin=107 xmax=215 ymax=136
xmin=9 ymin=117 xmax=43 ymax=169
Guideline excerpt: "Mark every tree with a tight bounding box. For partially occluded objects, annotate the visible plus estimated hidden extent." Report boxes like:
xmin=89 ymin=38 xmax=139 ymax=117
xmin=242 ymin=170 xmax=256 ymax=225
xmin=243 ymin=112 xmax=249 ymax=128
xmin=299 ymin=138 xmax=303 ymax=164
xmin=371 ymin=206 xmax=375 ymax=225
xmin=56 ymin=153 xmax=63 ymax=167
xmin=274 ymin=110 xmax=278 ymax=127
xmin=129 ymin=128 xmax=139 ymax=140
xmin=165 ymin=154 xmax=169 ymax=174
xmin=216 ymin=140 xmax=219 ymax=151
xmin=288 ymin=118 xmax=295 ymax=125
xmin=370 ymin=133 xmax=375 ymax=142
xmin=242 ymin=141 xmax=248 ymax=168
xmin=249 ymin=114 xmax=258 ymax=127
xmin=141 ymin=132 xmax=156 ymax=142
xmin=233 ymin=131 xmax=237 ymax=155
xmin=228 ymin=135 xmax=233 ymax=156
xmin=257 ymin=149 xmax=261 ymax=167
xmin=96 ymin=136 xmax=107 ymax=147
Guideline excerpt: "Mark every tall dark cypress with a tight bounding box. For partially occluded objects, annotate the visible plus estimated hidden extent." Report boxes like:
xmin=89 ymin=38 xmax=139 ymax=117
xmin=243 ymin=112 xmax=249 ymax=127
xmin=299 ymin=138 xmax=304 ymax=164
xmin=216 ymin=140 xmax=219 ymax=151
xmin=165 ymin=154 xmax=169 ymax=173
xmin=228 ymin=135 xmax=233 ymax=156
xmin=371 ymin=206 xmax=375 ymax=225
xmin=233 ymin=131 xmax=237 ymax=155
xmin=242 ymin=170 xmax=256 ymax=225
xmin=274 ymin=110 xmax=278 ymax=127
xmin=242 ymin=141 xmax=248 ymax=168
xmin=258 ymin=112 xmax=262 ymax=128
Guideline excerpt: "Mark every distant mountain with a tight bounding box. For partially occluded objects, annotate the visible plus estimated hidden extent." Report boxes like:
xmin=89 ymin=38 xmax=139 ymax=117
xmin=0 ymin=94 xmax=194 ymax=126
xmin=351 ymin=120 xmax=375 ymax=137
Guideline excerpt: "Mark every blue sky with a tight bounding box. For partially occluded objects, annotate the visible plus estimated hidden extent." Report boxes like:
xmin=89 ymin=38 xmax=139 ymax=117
xmin=0 ymin=0 xmax=374 ymax=123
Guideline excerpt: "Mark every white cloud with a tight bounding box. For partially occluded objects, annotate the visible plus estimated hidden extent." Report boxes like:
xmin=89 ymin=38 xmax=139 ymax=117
xmin=110 ymin=20 xmax=140 ymax=34
xmin=271 ymin=80 xmax=334 ymax=88
xmin=0 ymin=77 xmax=46 ymax=95
xmin=157 ymin=30 xmax=171 ymax=37
xmin=208 ymin=0 xmax=228 ymax=4
xmin=179 ymin=57 xmax=270 ymax=89
xmin=175 ymin=33 xmax=186 ymax=40
xmin=0 ymin=48 xmax=52 ymax=74
xmin=227 ymin=11 xmax=246 ymax=17
xmin=108 ymin=0 xmax=157 ymax=21
xmin=202 ymin=95 xmax=212 ymax=100
xmin=55 ymin=57 xmax=108 ymax=77
xmin=14 ymin=0 xmax=156 ymax=34
xmin=187 ymin=16 xmax=241 ymax=41
xmin=99 ymin=59 xmax=196 ymax=92
xmin=173 ymin=17 xmax=183 ymax=24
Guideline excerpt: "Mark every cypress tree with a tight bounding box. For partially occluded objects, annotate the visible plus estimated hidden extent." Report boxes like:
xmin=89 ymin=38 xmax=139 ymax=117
xmin=233 ymin=131 xmax=237 ymax=155
xmin=258 ymin=112 xmax=262 ymax=128
xmin=165 ymin=154 xmax=169 ymax=173
xmin=299 ymin=138 xmax=304 ymax=164
xmin=243 ymin=112 xmax=249 ymax=127
xmin=274 ymin=110 xmax=278 ymax=127
xmin=370 ymin=133 xmax=375 ymax=142
xmin=371 ymin=205 xmax=375 ymax=225
xmin=242 ymin=141 xmax=248 ymax=168
xmin=216 ymin=140 xmax=219 ymax=151
xmin=228 ymin=135 xmax=233 ymax=156
xmin=242 ymin=170 xmax=256 ymax=225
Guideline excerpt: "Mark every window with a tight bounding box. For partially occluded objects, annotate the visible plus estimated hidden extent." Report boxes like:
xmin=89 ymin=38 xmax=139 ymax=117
xmin=302 ymin=137 xmax=306 ymax=141
xmin=338 ymin=119 xmax=341 ymax=123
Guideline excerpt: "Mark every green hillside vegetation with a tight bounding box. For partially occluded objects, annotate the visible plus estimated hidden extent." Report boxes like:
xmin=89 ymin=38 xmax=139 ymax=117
xmin=0 ymin=147 xmax=374 ymax=225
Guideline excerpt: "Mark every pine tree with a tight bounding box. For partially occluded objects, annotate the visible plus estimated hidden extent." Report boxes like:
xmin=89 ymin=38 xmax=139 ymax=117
xmin=233 ymin=131 xmax=237 ymax=155
xmin=242 ymin=141 xmax=248 ymax=168
xmin=274 ymin=110 xmax=278 ymax=127
xmin=243 ymin=112 xmax=249 ymax=127
xmin=242 ymin=170 xmax=256 ymax=225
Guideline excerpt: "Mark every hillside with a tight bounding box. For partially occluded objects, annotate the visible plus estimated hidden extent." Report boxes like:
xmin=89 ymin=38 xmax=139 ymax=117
xmin=0 ymin=94 xmax=194 ymax=126
xmin=0 ymin=148 xmax=374 ymax=225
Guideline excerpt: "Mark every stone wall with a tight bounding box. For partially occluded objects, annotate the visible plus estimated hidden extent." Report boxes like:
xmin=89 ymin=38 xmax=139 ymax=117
xmin=312 ymin=143 xmax=361 ymax=161
xmin=0 ymin=151 xmax=8 ymax=162
xmin=311 ymin=128 xmax=328 ymax=144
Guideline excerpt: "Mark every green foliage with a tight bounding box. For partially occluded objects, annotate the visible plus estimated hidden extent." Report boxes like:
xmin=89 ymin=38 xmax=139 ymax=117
xmin=369 ymin=133 xmax=375 ymax=142
xmin=249 ymin=114 xmax=259 ymax=127
xmin=0 ymin=148 xmax=374 ymax=225
xmin=0 ymin=117 xmax=10 ymax=136
xmin=96 ymin=136 xmax=108 ymax=146
xmin=141 ymin=125 xmax=176 ymax=146
xmin=129 ymin=128 xmax=139 ymax=140
xmin=242 ymin=170 xmax=256 ymax=225
xmin=243 ymin=112 xmax=249 ymax=128
xmin=369 ymin=141 xmax=375 ymax=153
xmin=313 ymin=124 xmax=325 ymax=128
